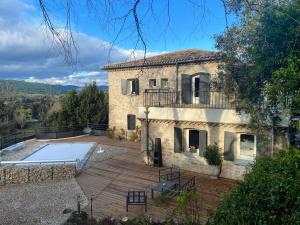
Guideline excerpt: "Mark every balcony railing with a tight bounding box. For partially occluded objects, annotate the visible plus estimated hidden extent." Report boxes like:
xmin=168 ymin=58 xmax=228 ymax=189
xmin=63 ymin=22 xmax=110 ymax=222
xmin=143 ymin=89 xmax=234 ymax=109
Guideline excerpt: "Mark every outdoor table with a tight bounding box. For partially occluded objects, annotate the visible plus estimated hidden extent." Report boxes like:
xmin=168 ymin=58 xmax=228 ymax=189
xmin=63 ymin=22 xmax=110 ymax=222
xmin=151 ymin=180 xmax=176 ymax=199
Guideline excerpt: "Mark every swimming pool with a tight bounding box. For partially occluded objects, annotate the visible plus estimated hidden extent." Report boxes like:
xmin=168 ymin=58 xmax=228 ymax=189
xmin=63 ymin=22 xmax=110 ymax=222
xmin=22 ymin=142 xmax=97 ymax=170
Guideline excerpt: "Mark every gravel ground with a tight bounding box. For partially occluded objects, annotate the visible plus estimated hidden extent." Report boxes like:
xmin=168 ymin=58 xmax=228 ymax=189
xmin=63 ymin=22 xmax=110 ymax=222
xmin=0 ymin=140 xmax=128 ymax=225
xmin=0 ymin=179 xmax=88 ymax=225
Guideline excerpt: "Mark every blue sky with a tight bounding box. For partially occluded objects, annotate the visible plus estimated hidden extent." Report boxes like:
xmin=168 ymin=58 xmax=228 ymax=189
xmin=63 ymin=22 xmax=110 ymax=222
xmin=0 ymin=0 xmax=235 ymax=86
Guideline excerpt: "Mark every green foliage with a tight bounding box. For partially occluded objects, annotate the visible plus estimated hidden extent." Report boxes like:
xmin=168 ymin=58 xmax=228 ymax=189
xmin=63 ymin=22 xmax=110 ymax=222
xmin=123 ymin=215 xmax=152 ymax=225
xmin=45 ymin=82 xmax=108 ymax=128
xmin=216 ymin=0 xmax=300 ymax=135
xmin=207 ymin=148 xmax=300 ymax=225
xmin=78 ymin=82 xmax=108 ymax=126
xmin=203 ymin=144 xmax=222 ymax=167
xmin=165 ymin=188 xmax=203 ymax=225
xmin=14 ymin=107 xmax=32 ymax=129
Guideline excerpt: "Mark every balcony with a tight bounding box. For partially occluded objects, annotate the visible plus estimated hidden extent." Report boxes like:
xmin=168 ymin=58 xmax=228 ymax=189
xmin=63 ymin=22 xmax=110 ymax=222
xmin=143 ymin=89 xmax=234 ymax=109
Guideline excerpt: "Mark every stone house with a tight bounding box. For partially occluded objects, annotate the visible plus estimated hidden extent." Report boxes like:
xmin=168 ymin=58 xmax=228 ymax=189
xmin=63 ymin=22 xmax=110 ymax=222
xmin=103 ymin=49 xmax=287 ymax=180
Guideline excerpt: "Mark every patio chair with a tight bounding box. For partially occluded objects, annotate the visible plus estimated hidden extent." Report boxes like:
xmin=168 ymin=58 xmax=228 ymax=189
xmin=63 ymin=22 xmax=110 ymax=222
xmin=159 ymin=164 xmax=181 ymax=183
xmin=126 ymin=189 xmax=147 ymax=212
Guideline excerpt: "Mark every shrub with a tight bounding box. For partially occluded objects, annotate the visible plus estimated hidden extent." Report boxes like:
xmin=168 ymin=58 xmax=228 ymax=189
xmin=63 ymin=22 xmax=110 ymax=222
xmin=203 ymin=144 xmax=223 ymax=178
xmin=203 ymin=144 xmax=222 ymax=166
xmin=165 ymin=188 xmax=203 ymax=225
xmin=207 ymin=148 xmax=300 ymax=225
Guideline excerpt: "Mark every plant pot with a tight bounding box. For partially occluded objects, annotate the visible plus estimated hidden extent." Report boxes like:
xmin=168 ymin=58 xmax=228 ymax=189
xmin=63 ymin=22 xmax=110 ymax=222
xmin=207 ymin=165 xmax=221 ymax=179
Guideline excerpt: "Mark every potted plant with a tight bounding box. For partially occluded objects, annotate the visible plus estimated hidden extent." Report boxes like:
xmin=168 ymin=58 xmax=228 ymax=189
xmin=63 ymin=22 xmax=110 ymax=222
xmin=203 ymin=144 xmax=223 ymax=179
xmin=189 ymin=146 xmax=198 ymax=153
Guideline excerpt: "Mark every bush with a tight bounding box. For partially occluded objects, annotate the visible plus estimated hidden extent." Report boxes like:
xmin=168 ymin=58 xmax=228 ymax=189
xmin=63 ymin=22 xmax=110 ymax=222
xmin=207 ymin=148 xmax=300 ymax=225
xmin=203 ymin=144 xmax=222 ymax=166
xmin=165 ymin=188 xmax=203 ymax=225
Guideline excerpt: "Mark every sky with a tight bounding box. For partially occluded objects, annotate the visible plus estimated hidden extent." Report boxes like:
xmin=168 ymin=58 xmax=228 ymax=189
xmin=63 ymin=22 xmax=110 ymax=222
xmin=0 ymin=0 xmax=236 ymax=86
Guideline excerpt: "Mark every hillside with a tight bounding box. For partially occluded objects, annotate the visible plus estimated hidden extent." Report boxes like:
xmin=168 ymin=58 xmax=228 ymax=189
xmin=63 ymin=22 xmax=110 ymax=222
xmin=0 ymin=80 xmax=107 ymax=95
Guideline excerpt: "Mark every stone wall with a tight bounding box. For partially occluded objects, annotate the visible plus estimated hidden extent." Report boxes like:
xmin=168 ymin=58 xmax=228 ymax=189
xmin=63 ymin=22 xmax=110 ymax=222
xmin=108 ymin=62 xmax=219 ymax=133
xmin=141 ymin=120 xmax=253 ymax=180
xmin=0 ymin=165 xmax=76 ymax=186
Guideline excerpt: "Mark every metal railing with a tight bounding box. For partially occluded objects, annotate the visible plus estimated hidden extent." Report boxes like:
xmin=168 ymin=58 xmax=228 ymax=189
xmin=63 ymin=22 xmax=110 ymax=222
xmin=143 ymin=89 xmax=234 ymax=109
xmin=0 ymin=130 xmax=35 ymax=150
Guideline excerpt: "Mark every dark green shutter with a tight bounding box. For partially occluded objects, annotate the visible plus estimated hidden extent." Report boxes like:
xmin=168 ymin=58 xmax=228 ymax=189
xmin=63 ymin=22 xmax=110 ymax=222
xmin=224 ymin=131 xmax=236 ymax=161
xmin=127 ymin=114 xmax=136 ymax=130
xmin=181 ymin=74 xmax=192 ymax=104
xmin=199 ymin=73 xmax=211 ymax=104
xmin=199 ymin=130 xmax=207 ymax=156
xmin=174 ymin=127 xmax=183 ymax=153
xmin=134 ymin=79 xmax=139 ymax=95
xmin=121 ymin=79 xmax=128 ymax=95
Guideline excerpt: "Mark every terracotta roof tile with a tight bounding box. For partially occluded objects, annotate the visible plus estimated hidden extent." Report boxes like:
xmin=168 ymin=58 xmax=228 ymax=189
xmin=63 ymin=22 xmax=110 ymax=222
xmin=103 ymin=49 xmax=218 ymax=70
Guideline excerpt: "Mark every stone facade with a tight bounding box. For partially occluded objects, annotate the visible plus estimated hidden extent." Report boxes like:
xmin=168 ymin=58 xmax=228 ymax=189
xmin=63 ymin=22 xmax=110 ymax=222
xmin=0 ymin=165 xmax=76 ymax=186
xmin=106 ymin=51 xmax=287 ymax=180
xmin=108 ymin=62 xmax=219 ymax=133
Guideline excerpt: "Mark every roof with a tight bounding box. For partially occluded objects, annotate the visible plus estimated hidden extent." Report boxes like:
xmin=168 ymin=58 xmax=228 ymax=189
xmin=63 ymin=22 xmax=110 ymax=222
xmin=103 ymin=49 xmax=218 ymax=70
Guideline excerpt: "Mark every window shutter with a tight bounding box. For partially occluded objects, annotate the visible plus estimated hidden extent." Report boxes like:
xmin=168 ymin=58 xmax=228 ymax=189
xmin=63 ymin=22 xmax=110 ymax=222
xmin=174 ymin=127 xmax=183 ymax=153
xmin=134 ymin=79 xmax=139 ymax=95
xmin=121 ymin=79 xmax=128 ymax=95
xmin=224 ymin=131 xmax=236 ymax=161
xmin=181 ymin=74 xmax=192 ymax=104
xmin=256 ymin=134 xmax=271 ymax=156
xmin=199 ymin=73 xmax=211 ymax=104
xmin=127 ymin=114 xmax=136 ymax=130
xmin=198 ymin=130 xmax=207 ymax=156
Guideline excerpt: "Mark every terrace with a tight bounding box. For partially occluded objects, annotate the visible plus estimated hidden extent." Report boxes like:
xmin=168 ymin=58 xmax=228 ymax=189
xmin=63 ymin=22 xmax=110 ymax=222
xmin=73 ymin=136 xmax=237 ymax=223
xmin=0 ymin=135 xmax=236 ymax=224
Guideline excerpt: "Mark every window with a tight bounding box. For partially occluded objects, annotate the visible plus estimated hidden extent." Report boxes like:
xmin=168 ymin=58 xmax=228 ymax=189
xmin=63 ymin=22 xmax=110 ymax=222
xmin=121 ymin=79 xmax=139 ymax=95
xmin=127 ymin=114 xmax=136 ymax=130
xmin=184 ymin=129 xmax=207 ymax=156
xmin=238 ymin=133 xmax=256 ymax=160
xmin=161 ymin=78 xmax=168 ymax=88
xmin=149 ymin=79 xmax=157 ymax=88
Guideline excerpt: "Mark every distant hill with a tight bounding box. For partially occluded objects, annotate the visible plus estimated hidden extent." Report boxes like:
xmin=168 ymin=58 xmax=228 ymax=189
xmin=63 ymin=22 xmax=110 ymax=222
xmin=0 ymin=80 xmax=107 ymax=95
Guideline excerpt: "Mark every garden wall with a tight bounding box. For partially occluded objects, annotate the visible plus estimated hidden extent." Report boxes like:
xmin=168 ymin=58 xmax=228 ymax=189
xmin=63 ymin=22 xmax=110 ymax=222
xmin=0 ymin=164 xmax=76 ymax=186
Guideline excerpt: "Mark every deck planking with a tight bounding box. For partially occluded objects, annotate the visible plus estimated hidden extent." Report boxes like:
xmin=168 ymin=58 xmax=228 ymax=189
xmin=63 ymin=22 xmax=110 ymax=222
xmin=71 ymin=136 xmax=236 ymax=222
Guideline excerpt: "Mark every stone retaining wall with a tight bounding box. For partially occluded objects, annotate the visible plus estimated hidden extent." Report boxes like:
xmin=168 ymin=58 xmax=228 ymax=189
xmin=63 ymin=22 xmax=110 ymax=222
xmin=0 ymin=165 xmax=76 ymax=186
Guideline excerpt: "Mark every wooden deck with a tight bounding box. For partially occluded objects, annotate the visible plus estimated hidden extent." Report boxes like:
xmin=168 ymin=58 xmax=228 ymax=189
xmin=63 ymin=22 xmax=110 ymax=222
xmin=72 ymin=136 xmax=236 ymax=223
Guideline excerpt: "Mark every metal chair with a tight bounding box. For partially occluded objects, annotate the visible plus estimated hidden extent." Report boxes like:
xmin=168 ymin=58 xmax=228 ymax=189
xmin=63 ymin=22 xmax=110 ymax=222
xmin=126 ymin=189 xmax=147 ymax=212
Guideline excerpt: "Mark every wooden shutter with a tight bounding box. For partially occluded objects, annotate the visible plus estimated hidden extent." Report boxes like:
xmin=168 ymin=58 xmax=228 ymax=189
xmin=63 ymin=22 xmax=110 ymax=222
xmin=121 ymin=79 xmax=128 ymax=95
xmin=174 ymin=127 xmax=183 ymax=153
xmin=199 ymin=130 xmax=207 ymax=156
xmin=181 ymin=74 xmax=192 ymax=104
xmin=199 ymin=73 xmax=211 ymax=104
xmin=224 ymin=131 xmax=236 ymax=161
xmin=134 ymin=79 xmax=139 ymax=95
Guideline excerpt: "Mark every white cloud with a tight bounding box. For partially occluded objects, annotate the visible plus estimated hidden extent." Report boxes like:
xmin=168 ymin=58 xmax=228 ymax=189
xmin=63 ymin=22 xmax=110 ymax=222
xmin=0 ymin=0 xmax=164 ymax=86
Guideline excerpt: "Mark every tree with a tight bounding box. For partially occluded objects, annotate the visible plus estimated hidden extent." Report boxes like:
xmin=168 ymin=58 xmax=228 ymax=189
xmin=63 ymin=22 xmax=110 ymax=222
xmin=78 ymin=82 xmax=108 ymax=126
xmin=14 ymin=107 xmax=32 ymax=129
xmin=215 ymin=0 xmax=300 ymax=135
xmin=59 ymin=90 xmax=80 ymax=128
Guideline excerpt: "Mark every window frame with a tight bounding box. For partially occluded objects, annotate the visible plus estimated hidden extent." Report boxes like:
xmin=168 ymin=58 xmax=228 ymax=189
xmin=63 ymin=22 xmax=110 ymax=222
xmin=161 ymin=78 xmax=169 ymax=88
xmin=237 ymin=133 xmax=256 ymax=160
xmin=149 ymin=79 xmax=157 ymax=88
